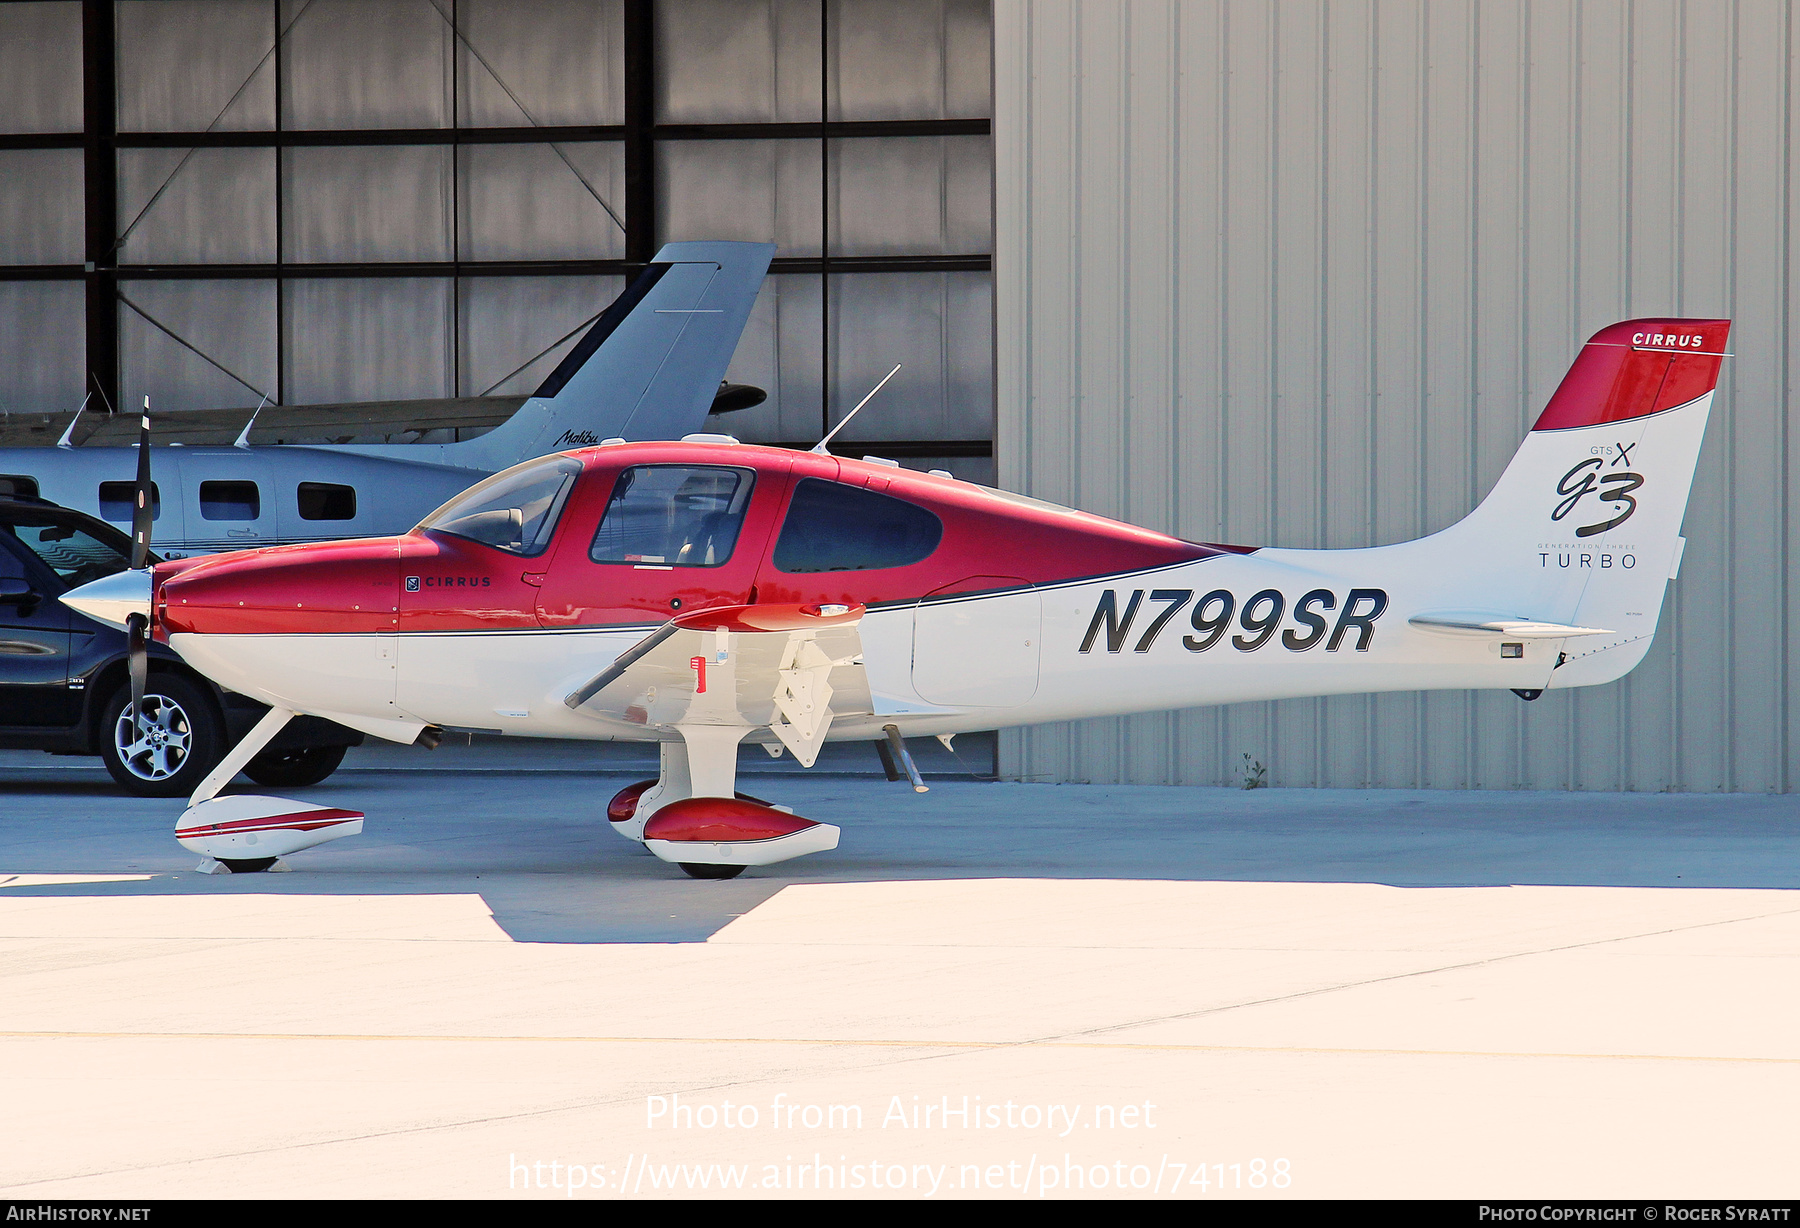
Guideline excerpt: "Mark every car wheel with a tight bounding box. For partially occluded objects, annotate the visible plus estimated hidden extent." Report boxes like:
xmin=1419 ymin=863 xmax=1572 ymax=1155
xmin=243 ymin=745 xmax=348 ymax=788
xmin=98 ymin=674 xmax=226 ymax=799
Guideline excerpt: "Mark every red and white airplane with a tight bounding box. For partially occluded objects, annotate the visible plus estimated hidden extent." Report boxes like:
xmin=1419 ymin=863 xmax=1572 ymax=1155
xmin=64 ymin=318 xmax=1728 ymax=877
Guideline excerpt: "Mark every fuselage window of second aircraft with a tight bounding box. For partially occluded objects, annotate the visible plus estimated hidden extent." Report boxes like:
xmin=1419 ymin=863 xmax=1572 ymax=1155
xmin=298 ymin=482 xmax=356 ymax=521
xmin=199 ymin=481 xmax=260 ymax=522
xmin=98 ymin=481 xmax=161 ymax=523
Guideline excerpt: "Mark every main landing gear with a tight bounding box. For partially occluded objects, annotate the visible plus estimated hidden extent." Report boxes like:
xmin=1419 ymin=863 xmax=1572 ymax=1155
xmin=607 ymin=726 xmax=840 ymax=879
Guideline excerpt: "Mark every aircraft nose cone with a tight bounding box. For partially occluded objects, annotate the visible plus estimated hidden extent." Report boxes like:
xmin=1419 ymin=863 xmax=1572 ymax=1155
xmin=61 ymin=568 xmax=152 ymax=630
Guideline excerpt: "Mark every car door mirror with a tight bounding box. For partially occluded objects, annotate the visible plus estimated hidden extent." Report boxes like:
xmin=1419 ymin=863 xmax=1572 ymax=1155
xmin=0 ymin=576 xmax=36 ymax=603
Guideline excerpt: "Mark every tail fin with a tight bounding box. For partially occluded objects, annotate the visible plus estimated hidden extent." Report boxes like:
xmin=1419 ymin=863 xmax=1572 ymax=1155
xmin=1430 ymin=318 xmax=1730 ymax=688
xmin=446 ymin=241 xmax=774 ymax=470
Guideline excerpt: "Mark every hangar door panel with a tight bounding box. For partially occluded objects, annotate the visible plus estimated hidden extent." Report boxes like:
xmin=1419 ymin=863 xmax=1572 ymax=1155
xmin=912 ymin=583 xmax=1040 ymax=707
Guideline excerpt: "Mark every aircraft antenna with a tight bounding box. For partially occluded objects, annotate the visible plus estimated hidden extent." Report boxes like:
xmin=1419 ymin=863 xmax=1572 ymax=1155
xmin=811 ymin=363 xmax=901 ymax=455
xmin=55 ymin=393 xmax=90 ymax=448
xmin=233 ymin=394 xmax=270 ymax=449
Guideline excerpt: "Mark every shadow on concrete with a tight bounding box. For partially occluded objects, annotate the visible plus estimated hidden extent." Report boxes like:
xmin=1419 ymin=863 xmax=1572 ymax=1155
xmin=2 ymin=755 xmax=1797 ymax=943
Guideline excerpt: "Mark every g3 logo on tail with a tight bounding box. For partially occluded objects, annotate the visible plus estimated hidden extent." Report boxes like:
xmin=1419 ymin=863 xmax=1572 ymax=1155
xmin=1553 ymin=449 xmax=1643 ymax=538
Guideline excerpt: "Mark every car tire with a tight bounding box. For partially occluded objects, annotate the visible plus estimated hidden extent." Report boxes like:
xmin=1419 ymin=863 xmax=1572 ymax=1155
xmin=98 ymin=673 xmax=227 ymax=799
xmin=243 ymin=745 xmax=348 ymax=788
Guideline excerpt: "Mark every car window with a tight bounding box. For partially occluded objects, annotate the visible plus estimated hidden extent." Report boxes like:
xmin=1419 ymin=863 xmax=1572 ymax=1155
xmin=772 ymin=478 xmax=942 ymax=573
xmin=2 ymin=514 xmax=138 ymax=590
xmin=589 ymin=466 xmax=754 ymax=568
xmin=0 ymin=538 xmax=27 ymax=582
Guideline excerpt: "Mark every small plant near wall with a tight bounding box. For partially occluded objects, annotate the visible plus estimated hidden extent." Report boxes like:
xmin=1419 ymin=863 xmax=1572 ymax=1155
xmin=1240 ymin=753 xmax=1268 ymax=790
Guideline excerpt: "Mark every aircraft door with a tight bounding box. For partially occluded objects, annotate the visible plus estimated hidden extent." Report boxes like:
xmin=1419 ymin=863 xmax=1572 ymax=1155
xmin=912 ymin=578 xmax=1041 ymax=707
xmin=535 ymin=457 xmax=791 ymax=628
xmin=176 ymin=451 xmax=274 ymax=552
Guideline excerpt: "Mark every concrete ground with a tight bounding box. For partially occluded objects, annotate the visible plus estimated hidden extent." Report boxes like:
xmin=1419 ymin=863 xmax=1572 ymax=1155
xmin=0 ymin=737 xmax=1795 ymax=1200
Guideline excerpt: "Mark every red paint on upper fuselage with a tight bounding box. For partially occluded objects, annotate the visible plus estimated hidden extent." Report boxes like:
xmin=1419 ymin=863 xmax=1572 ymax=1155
xmin=153 ymin=441 xmax=1229 ymax=637
xmin=396 ymin=532 xmax=547 ymax=632
xmin=157 ymin=535 xmax=400 ymax=637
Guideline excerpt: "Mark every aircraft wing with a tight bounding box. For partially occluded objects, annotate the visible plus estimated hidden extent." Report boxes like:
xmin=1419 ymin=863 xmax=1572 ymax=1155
xmin=563 ymin=602 xmax=872 ymax=765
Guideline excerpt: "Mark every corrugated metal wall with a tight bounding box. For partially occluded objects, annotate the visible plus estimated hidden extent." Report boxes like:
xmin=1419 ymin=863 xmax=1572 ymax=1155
xmin=995 ymin=0 xmax=1796 ymax=793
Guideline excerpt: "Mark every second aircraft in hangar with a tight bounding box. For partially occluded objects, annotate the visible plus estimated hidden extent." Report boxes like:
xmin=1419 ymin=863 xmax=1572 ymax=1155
xmin=0 ymin=241 xmax=773 ymax=555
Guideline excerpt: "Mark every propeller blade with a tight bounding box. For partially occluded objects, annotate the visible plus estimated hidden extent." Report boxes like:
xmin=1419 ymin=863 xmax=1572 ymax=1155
xmin=130 ymin=400 xmax=153 ymax=570
xmin=127 ymin=400 xmax=153 ymax=733
xmin=126 ymin=611 xmax=148 ymax=733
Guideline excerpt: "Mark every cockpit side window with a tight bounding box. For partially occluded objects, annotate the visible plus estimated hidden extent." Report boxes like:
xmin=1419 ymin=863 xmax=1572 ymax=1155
xmin=773 ymin=478 xmax=942 ymax=573
xmin=417 ymin=455 xmax=582 ymax=556
xmin=589 ymin=466 xmax=754 ymax=568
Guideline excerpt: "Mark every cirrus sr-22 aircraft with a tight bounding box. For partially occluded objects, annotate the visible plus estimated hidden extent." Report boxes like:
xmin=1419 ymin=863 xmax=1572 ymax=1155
xmin=63 ymin=317 xmax=1728 ymax=879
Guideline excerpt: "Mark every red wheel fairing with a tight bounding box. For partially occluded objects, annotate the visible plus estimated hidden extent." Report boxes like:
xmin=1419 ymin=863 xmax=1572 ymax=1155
xmin=643 ymin=797 xmax=819 ymax=844
xmin=608 ymin=778 xmax=660 ymax=823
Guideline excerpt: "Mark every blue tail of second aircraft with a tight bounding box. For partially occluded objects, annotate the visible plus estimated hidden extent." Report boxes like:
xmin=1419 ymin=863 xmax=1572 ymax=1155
xmin=444 ymin=240 xmax=774 ymax=471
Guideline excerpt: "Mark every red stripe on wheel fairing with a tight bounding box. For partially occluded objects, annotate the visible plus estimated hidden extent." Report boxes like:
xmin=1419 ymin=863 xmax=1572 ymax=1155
xmin=175 ymin=808 xmax=362 ymax=838
xmin=174 ymin=818 xmax=359 ymax=839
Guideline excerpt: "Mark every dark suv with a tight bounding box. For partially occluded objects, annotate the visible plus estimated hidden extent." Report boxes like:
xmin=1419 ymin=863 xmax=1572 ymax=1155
xmin=0 ymin=494 xmax=361 ymax=796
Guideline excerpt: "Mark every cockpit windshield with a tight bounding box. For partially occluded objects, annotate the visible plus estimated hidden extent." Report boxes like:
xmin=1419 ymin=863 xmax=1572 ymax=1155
xmin=416 ymin=455 xmax=582 ymax=556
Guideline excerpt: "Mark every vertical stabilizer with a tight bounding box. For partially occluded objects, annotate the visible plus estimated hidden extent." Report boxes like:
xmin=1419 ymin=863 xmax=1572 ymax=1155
xmin=1418 ymin=318 xmax=1730 ymax=688
xmin=445 ymin=241 xmax=774 ymax=471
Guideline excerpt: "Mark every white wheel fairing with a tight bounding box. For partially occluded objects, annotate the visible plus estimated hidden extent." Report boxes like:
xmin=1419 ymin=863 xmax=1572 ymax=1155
xmin=175 ymin=795 xmax=363 ymax=860
xmin=645 ymin=821 xmax=839 ymax=867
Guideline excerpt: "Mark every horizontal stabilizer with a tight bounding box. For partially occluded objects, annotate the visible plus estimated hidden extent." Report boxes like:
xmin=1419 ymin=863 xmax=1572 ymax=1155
xmin=1408 ymin=612 xmax=1614 ymax=639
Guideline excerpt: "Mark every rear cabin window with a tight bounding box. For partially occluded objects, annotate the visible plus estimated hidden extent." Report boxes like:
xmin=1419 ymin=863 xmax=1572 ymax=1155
xmin=98 ymin=481 xmax=161 ymax=522
xmin=199 ymin=481 xmax=260 ymax=521
xmin=297 ymin=482 xmax=356 ymax=521
xmin=590 ymin=466 xmax=753 ymax=568
xmin=773 ymin=478 xmax=942 ymax=573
